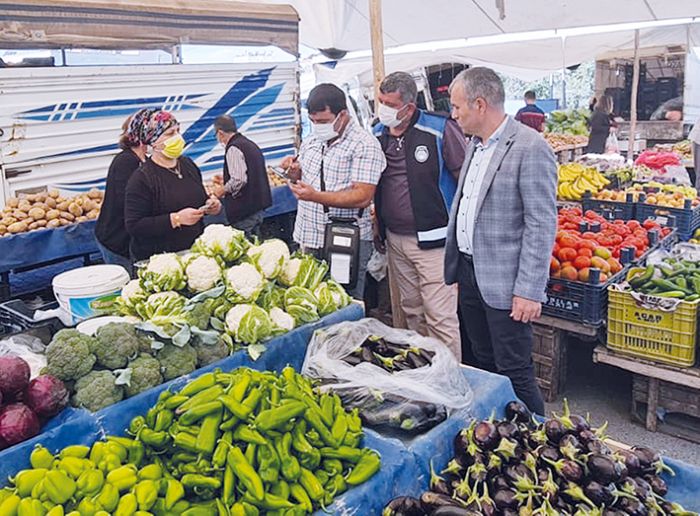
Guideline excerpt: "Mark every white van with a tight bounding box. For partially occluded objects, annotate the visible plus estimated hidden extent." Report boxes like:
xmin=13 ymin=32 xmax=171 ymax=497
xmin=0 ymin=62 xmax=299 ymax=206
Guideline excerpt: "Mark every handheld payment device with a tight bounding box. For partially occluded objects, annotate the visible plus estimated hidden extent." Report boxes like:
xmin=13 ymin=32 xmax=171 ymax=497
xmin=323 ymin=217 xmax=360 ymax=289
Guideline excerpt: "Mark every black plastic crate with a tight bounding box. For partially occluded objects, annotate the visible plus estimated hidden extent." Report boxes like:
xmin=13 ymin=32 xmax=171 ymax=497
xmin=635 ymin=202 xmax=700 ymax=241
xmin=582 ymin=193 xmax=636 ymax=221
xmin=542 ymin=268 xmax=627 ymax=326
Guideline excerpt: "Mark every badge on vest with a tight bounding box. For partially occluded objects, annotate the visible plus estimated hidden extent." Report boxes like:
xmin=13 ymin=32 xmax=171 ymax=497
xmin=414 ymin=145 xmax=430 ymax=163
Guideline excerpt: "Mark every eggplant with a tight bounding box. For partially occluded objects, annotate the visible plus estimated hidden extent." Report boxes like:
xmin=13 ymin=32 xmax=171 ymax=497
xmin=432 ymin=508 xmax=476 ymax=516
xmin=418 ymin=347 xmax=435 ymax=364
xmin=546 ymin=458 xmax=583 ymax=483
xmin=406 ymin=351 xmax=429 ymax=369
xmin=473 ymin=421 xmax=499 ymax=450
xmin=537 ymin=468 xmax=550 ymax=483
xmin=393 ymin=359 xmax=413 ymax=371
xmin=493 ymin=489 xmax=518 ymax=510
xmin=616 ymin=496 xmax=649 ymax=516
xmin=360 ymin=346 xmax=376 ymax=364
xmin=583 ymin=480 xmax=614 ymax=506
xmin=502 ymin=510 xmax=518 ymax=516
xmin=382 ymin=496 xmax=424 ymax=516
xmin=586 ymin=439 xmax=611 ymax=455
xmin=538 ymin=445 xmax=561 ymax=466
xmin=569 ymin=413 xmax=590 ymax=433
xmin=496 ymin=421 xmax=520 ymax=441
xmin=544 ymin=419 xmax=566 ymax=444
xmin=644 ymin=474 xmax=668 ymax=497
xmin=631 ymin=477 xmax=652 ymax=500
xmin=505 ymin=400 xmax=531 ymax=423
xmin=588 ymin=454 xmax=623 ymax=484
xmin=490 ymin=475 xmax=510 ymax=491
xmin=632 ymin=446 xmax=674 ymax=476
xmin=559 ymin=434 xmax=582 ymax=451
xmin=419 ymin=492 xmax=461 ymax=513
xmin=578 ymin=429 xmax=597 ymax=443
xmin=616 ymin=449 xmax=642 ymax=476
xmin=343 ymin=353 xmax=363 ymax=366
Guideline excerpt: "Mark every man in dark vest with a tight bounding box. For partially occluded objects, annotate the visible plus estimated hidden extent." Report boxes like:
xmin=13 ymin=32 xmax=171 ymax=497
xmin=373 ymin=71 xmax=467 ymax=361
xmin=211 ymin=115 xmax=272 ymax=238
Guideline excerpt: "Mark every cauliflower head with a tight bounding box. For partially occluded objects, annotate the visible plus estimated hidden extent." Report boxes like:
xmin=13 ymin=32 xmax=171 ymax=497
xmin=157 ymin=343 xmax=198 ymax=381
xmin=116 ymin=279 xmax=146 ymax=316
xmin=124 ymin=354 xmax=163 ymax=397
xmin=247 ymin=239 xmax=290 ymax=279
xmin=136 ymin=291 xmax=188 ymax=330
xmin=72 ymin=370 xmax=124 ymax=412
xmin=185 ymin=255 xmax=222 ymax=293
xmin=191 ymin=224 xmax=249 ymax=263
xmin=279 ymin=257 xmax=302 ymax=287
xmin=269 ymin=307 xmax=295 ymax=332
xmin=314 ymin=280 xmax=351 ymax=316
xmin=45 ymin=329 xmax=97 ymax=381
xmin=139 ymin=253 xmax=186 ymax=293
xmin=224 ymin=304 xmax=273 ymax=345
xmin=284 ymin=286 xmax=320 ymax=325
xmin=92 ymin=322 xmax=143 ymax=369
xmin=225 ymin=263 xmax=265 ymax=303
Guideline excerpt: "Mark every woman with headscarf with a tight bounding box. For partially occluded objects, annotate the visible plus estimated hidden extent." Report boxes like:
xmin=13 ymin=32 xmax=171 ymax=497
xmin=95 ymin=109 xmax=151 ymax=271
xmin=586 ymin=94 xmax=614 ymax=154
xmin=124 ymin=110 xmax=221 ymax=261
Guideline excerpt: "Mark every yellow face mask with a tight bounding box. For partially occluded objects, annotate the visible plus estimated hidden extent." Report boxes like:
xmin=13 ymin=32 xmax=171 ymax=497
xmin=161 ymin=133 xmax=186 ymax=159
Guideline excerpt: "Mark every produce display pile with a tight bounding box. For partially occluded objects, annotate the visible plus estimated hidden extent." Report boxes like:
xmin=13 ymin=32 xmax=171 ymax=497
xmin=383 ymin=400 xmax=694 ymax=516
xmin=0 ymin=190 xmax=103 ymax=237
xmin=626 ymin=256 xmax=700 ymax=301
xmin=551 ymin=208 xmax=671 ymax=283
xmin=557 ymin=164 xmax=610 ymax=201
xmin=576 ymin=155 xmax=635 ymax=188
xmin=590 ymin=183 xmax=699 ymax=208
xmin=544 ymin=133 xmax=589 ymax=153
xmin=0 ymin=367 xmax=381 ymax=515
xmin=545 ymin=109 xmax=591 ymax=136
xmin=115 ymin=224 xmax=350 ymax=360
xmin=342 ymin=335 xmax=435 ymax=372
xmin=634 ymin=150 xmax=682 ymax=171
xmin=0 ymin=356 xmax=68 ymax=450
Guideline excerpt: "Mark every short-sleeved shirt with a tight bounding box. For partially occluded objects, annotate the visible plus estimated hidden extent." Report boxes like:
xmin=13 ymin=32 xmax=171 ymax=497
xmin=293 ymin=121 xmax=386 ymax=248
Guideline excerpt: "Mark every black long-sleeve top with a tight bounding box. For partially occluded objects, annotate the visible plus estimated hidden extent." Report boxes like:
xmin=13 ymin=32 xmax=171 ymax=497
xmin=587 ymin=110 xmax=611 ymax=154
xmin=95 ymin=149 xmax=143 ymax=257
xmin=124 ymin=156 xmax=208 ymax=261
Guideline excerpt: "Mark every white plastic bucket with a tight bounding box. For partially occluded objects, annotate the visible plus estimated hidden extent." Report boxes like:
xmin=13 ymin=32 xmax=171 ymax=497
xmin=52 ymin=265 xmax=130 ymax=325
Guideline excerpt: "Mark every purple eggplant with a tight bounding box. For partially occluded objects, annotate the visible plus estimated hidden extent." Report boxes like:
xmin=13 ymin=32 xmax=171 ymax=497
xmin=616 ymin=449 xmax=642 ymax=476
xmin=432 ymin=508 xmax=477 ymax=516
xmin=419 ymin=492 xmax=462 ymax=513
xmin=616 ymin=497 xmax=649 ymax=516
xmin=490 ymin=475 xmax=510 ymax=491
xmin=586 ymin=439 xmax=612 ymax=455
xmin=583 ymin=480 xmax=614 ymax=506
xmin=505 ymin=400 xmax=531 ymax=423
xmin=382 ymin=496 xmax=425 ymax=516
xmin=632 ymin=446 xmax=674 ymax=476
xmin=493 ymin=489 xmax=518 ymax=510
xmin=644 ymin=474 xmax=668 ymax=497
xmin=545 ymin=457 xmax=583 ymax=483
xmin=544 ymin=419 xmax=566 ymax=444
xmin=473 ymin=421 xmax=499 ymax=450
xmin=496 ymin=421 xmax=520 ymax=441
xmin=429 ymin=461 xmax=451 ymax=496
xmin=588 ymin=454 xmax=624 ymax=484
xmin=537 ymin=445 xmax=561 ymax=466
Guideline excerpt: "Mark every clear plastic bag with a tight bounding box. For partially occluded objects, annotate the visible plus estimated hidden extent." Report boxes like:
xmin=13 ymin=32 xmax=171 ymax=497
xmin=0 ymin=334 xmax=47 ymax=378
xmin=302 ymin=318 xmax=473 ymax=434
xmin=366 ymin=249 xmax=387 ymax=282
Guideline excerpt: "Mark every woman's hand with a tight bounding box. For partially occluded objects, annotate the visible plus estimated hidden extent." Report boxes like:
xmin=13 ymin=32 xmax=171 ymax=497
xmin=202 ymin=196 xmax=222 ymax=216
xmin=171 ymin=208 xmax=203 ymax=228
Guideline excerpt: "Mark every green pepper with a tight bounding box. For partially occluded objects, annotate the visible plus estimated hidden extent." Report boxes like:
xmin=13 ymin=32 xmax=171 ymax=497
xmin=57 ymin=457 xmax=88 ymax=479
xmin=176 ymin=385 xmax=224 ymax=415
xmin=0 ymin=493 xmax=20 ymax=515
xmin=257 ymin=443 xmax=280 ymax=483
xmin=322 ymin=458 xmax=343 ymax=476
xmin=242 ymin=491 xmax=294 ymax=510
xmin=137 ymin=463 xmax=162 ymax=481
xmin=305 ymin=429 xmax=323 ymax=448
xmin=231 ymin=374 xmax=251 ymax=401
xmin=230 ymin=503 xmax=246 ymax=516
xmin=329 ymin=474 xmax=347 ymax=496
xmin=173 ymin=432 xmax=199 ymax=453
xmin=88 ymin=442 xmax=105 ymax=465
xmin=299 ymin=449 xmax=321 ymax=471
xmin=46 ymin=507 xmax=64 ymax=516
xmin=320 ymin=395 xmax=334 ymax=427
xmin=320 ymin=446 xmax=364 ymax=463
xmin=180 ymin=474 xmax=221 ymax=490
xmin=212 ymin=431 xmax=233 ymax=468
xmin=0 ymin=488 xmax=14 ymax=505
xmin=275 ymin=433 xmax=301 ymax=482
xmin=104 ymin=441 xmax=128 ymax=462
xmin=13 ymin=468 xmax=47 ymax=497
xmin=134 ymin=480 xmax=158 ymax=511
xmin=195 ymin=409 xmax=223 ymax=454
xmin=164 ymin=479 xmax=185 ymax=510
xmin=290 ymin=483 xmax=313 ymax=512
xmin=222 ymin=459 xmax=236 ymax=505
xmin=163 ymin=395 xmax=189 ymax=411
xmin=218 ymin=394 xmax=254 ymax=421
xmin=18 ymin=498 xmax=46 ymax=516
xmin=30 ymin=446 xmax=55 ymax=470
xmin=128 ymin=416 xmax=146 ymax=436
xmin=270 ymin=479 xmax=290 ymax=501
xmin=298 ymin=468 xmax=324 ymax=501
xmin=115 ymin=492 xmax=138 ymax=516
xmin=179 ymin=401 xmax=223 ymax=426
xmin=345 ymin=450 xmax=380 ymax=485
xmin=304 ymin=410 xmax=337 ymax=448
xmin=315 ymin=470 xmax=329 ymax=486
xmin=106 ymin=465 xmax=138 ymax=492
xmin=179 ymin=372 xmax=216 ymax=397
xmin=245 ymin=443 xmax=257 ymax=468
xmin=331 ymin=411 xmax=348 ymax=444
xmin=241 ymin=502 xmax=259 ymax=516
xmin=77 ymin=497 xmax=99 ymax=516
xmin=346 ymin=408 xmax=362 ymax=433
xmin=76 ymin=468 xmax=104 ymax=496
xmin=95 ymin=483 xmax=120 ymax=512
xmin=98 ymin=453 xmax=122 ymax=474
xmin=145 ymin=407 xmax=159 ymax=429
xmin=60 ymin=445 xmax=90 ymax=459
xmin=153 ymin=409 xmax=174 ymax=433
xmin=43 ymin=470 xmax=76 ymax=504
xmin=233 ymin=426 xmax=268 ymax=446
xmin=255 ymin=401 xmax=307 ymax=432
xmin=227 ymin=446 xmax=264 ymax=501
xmin=108 ymin=437 xmax=144 ymax=466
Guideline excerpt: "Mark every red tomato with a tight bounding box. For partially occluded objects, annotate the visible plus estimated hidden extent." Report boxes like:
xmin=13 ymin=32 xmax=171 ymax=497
xmin=626 ymin=220 xmax=642 ymax=231
xmin=558 ymin=247 xmax=578 ymax=263
xmin=550 ymin=257 xmax=561 ymax=273
xmin=552 ymin=242 xmax=560 ymax=256
xmin=610 ymin=235 xmax=624 ymax=246
xmin=577 ymin=248 xmax=593 ymax=258
xmin=573 ymin=256 xmax=592 ymax=270
xmin=581 ymin=232 xmax=598 ymax=240
xmin=578 ymin=240 xmax=598 ymax=251
xmin=642 ymin=219 xmax=660 ymax=230
xmin=559 ymin=235 xmax=579 ymax=249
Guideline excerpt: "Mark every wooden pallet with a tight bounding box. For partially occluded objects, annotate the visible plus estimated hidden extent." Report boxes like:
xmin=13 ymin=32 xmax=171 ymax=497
xmin=532 ymin=323 xmax=567 ymax=402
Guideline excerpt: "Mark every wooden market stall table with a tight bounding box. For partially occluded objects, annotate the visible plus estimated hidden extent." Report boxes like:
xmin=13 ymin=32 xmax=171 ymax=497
xmin=593 ymin=345 xmax=700 ymax=441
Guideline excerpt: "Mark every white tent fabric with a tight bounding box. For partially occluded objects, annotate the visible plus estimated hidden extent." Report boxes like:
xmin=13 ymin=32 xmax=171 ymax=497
xmin=259 ymin=0 xmax=700 ymax=52
xmin=313 ymin=23 xmax=700 ymax=85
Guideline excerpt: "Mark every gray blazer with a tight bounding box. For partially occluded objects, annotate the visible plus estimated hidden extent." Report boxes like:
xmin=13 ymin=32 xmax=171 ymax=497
xmin=444 ymin=117 xmax=557 ymax=310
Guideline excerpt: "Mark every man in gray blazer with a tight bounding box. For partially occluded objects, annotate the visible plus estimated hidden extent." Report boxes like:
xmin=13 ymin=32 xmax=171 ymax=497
xmin=444 ymin=67 xmax=557 ymax=415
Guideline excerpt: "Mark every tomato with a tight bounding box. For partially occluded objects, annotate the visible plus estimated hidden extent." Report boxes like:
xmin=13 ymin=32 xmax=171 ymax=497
xmin=612 ymin=225 xmax=629 ymax=237
xmin=626 ymin=220 xmax=642 ymax=231
xmin=581 ymin=232 xmax=598 ymax=240
xmin=609 ymin=235 xmax=624 ymax=246
xmin=577 ymin=247 xmax=593 ymax=258
xmin=573 ymin=256 xmax=592 ymax=270
xmin=661 ymin=227 xmax=672 ymax=237
xmin=559 ymin=235 xmax=579 ymax=249
xmin=578 ymin=240 xmax=598 ymax=251
xmin=558 ymin=247 xmax=578 ymax=263
xmin=552 ymin=242 xmax=560 ymax=256
xmin=550 ymin=256 xmax=561 ymax=273
xmin=642 ymin=219 xmax=660 ymax=230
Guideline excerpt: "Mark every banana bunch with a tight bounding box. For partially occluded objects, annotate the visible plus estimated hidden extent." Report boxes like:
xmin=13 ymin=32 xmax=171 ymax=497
xmin=558 ymin=163 xmax=610 ymax=201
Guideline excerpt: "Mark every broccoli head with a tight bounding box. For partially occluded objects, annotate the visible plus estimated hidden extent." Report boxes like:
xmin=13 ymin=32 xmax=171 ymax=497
xmin=124 ymin=354 xmax=163 ymax=397
xmin=192 ymin=337 xmax=230 ymax=368
xmin=45 ymin=329 xmax=97 ymax=381
xmin=157 ymin=343 xmax=197 ymax=381
xmin=92 ymin=322 xmax=146 ymax=369
xmin=184 ymin=299 xmax=215 ymax=330
xmin=72 ymin=370 xmax=124 ymax=412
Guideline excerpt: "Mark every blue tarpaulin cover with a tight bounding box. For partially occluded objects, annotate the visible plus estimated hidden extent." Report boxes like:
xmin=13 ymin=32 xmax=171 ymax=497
xmin=265 ymin=185 xmax=297 ymax=218
xmin=0 ymin=220 xmax=99 ymax=273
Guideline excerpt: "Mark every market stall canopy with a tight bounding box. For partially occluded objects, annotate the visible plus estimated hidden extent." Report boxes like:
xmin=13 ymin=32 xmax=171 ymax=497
xmin=0 ymin=0 xmax=299 ymax=55
xmin=314 ymin=23 xmax=700 ymax=84
xmin=259 ymin=0 xmax=700 ymax=53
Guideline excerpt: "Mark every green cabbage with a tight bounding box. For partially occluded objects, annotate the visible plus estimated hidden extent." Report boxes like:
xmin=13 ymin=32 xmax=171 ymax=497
xmin=284 ymin=286 xmax=320 ymax=325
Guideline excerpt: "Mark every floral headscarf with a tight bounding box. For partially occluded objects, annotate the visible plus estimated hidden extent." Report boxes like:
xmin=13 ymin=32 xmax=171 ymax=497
xmin=138 ymin=109 xmax=179 ymax=146
xmin=124 ymin=108 xmax=154 ymax=146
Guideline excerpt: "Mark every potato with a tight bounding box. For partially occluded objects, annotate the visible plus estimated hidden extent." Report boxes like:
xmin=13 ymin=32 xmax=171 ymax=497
xmin=8 ymin=221 xmax=28 ymax=234
xmin=26 ymin=194 xmax=37 ymax=203
xmin=1 ymin=217 xmax=16 ymax=226
xmin=0 ymin=225 xmax=6 ymax=235
xmin=48 ymin=190 xmax=60 ymax=199
xmin=13 ymin=210 xmax=28 ymax=220
xmin=35 ymin=193 xmax=47 ymax=203
xmin=17 ymin=201 xmax=32 ymax=212
xmin=46 ymin=219 xmax=61 ymax=229
xmin=28 ymin=221 xmax=41 ymax=230
xmin=57 ymin=201 xmax=70 ymax=212
xmin=6 ymin=197 xmax=19 ymax=208
xmin=59 ymin=218 xmax=71 ymax=226
xmin=82 ymin=199 xmax=96 ymax=212
xmin=74 ymin=197 xmax=84 ymax=206
xmin=86 ymin=209 xmax=99 ymax=220
xmin=45 ymin=209 xmax=60 ymax=221
xmin=88 ymin=189 xmax=103 ymax=199
xmin=76 ymin=216 xmax=88 ymax=223
xmin=28 ymin=207 xmax=46 ymax=220
xmin=45 ymin=197 xmax=57 ymax=209
xmin=60 ymin=211 xmax=75 ymax=222
xmin=33 ymin=202 xmax=48 ymax=212
xmin=68 ymin=203 xmax=83 ymax=217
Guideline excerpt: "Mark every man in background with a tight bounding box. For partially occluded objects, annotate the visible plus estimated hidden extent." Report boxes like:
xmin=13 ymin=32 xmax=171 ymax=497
xmin=515 ymin=90 xmax=545 ymax=132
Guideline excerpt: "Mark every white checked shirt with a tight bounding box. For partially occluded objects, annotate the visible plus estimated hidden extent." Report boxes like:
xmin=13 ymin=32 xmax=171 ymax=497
xmin=456 ymin=116 xmax=509 ymax=254
xmin=293 ymin=121 xmax=386 ymax=249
